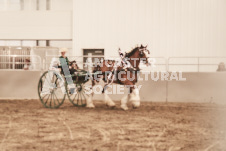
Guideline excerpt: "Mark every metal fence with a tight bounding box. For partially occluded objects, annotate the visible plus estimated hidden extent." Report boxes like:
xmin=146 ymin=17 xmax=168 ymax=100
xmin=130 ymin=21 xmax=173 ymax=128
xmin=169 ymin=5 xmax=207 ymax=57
xmin=0 ymin=46 xmax=31 ymax=69
xmin=0 ymin=52 xmax=226 ymax=72
xmin=168 ymin=57 xmax=226 ymax=72
xmin=44 ymin=55 xmax=105 ymax=71
xmin=0 ymin=55 xmax=42 ymax=70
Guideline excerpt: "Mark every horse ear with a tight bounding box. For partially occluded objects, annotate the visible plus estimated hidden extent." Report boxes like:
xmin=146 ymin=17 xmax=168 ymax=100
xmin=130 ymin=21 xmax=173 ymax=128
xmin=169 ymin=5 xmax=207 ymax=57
xmin=141 ymin=44 xmax=144 ymax=48
xmin=145 ymin=45 xmax=148 ymax=48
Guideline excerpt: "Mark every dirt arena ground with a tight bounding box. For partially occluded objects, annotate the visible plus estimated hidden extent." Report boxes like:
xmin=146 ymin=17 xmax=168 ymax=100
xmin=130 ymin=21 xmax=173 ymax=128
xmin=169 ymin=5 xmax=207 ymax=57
xmin=0 ymin=100 xmax=226 ymax=151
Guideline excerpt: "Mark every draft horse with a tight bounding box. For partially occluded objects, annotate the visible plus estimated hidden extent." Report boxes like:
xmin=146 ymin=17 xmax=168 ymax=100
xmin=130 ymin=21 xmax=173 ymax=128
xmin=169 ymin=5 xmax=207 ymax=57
xmin=87 ymin=45 xmax=150 ymax=110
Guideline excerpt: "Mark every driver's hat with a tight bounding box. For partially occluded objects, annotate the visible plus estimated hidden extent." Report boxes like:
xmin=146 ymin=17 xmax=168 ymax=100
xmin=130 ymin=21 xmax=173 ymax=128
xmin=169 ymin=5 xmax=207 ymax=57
xmin=59 ymin=48 xmax=68 ymax=53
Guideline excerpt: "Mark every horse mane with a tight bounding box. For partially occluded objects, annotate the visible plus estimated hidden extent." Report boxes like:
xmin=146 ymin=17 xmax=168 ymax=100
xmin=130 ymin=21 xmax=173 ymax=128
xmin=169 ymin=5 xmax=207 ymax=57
xmin=125 ymin=47 xmax=139 ymax=58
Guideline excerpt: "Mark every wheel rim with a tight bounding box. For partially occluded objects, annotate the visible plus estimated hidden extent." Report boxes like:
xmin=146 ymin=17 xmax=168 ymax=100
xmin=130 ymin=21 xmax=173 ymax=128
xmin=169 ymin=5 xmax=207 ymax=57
xmin=67 ymin=82 xmax=91 ymax=107
xmin=38 ymin=71 xmax=66 ymax=108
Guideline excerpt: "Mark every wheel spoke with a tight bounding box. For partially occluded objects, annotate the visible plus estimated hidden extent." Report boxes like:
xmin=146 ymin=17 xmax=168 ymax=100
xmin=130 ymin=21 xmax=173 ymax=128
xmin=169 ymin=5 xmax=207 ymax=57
xmin=41 ymin=94 xmax=48 ymax=99
xmin=50 ymin=94 xmax=52 ymax=107
xmin=44 ymin=94 xmax=50 ymax=105
xmin=72 ymin=89 xmax=78 ymax=102
xmin=81 ymin=91 xmax=86 ymax=105
xmin=44 ymin=74 xmax=51 ymax=86
xmin=53 ymin=91 xmax=60 ymax=105
xmin=56 ymin=80 xmax=61 ymax=88
xmin=38 ymin=71 xmax=66 ymax=109
xmin=52 ymin=93 xmax=56 ymax=107
xmin=48 ymin=71 xmax=53 ymax=83
xmin=77 ymin=92 xmax=80 ymax=105
xmin=66 ymin=81 xmax=88 ymax=107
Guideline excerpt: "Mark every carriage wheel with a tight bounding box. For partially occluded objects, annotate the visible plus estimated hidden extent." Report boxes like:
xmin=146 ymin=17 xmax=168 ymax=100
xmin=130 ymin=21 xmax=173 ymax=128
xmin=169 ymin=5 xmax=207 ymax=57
xmin=66 ymin=82 xmax=91 ymax=107
xmin=38 ymin=71 xmax=66 ymax=109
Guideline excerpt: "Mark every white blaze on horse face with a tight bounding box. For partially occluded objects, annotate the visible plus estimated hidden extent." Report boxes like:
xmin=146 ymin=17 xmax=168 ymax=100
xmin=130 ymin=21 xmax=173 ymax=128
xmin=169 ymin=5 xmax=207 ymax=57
xmin=144 ymin=50 xmax=150 ymax=58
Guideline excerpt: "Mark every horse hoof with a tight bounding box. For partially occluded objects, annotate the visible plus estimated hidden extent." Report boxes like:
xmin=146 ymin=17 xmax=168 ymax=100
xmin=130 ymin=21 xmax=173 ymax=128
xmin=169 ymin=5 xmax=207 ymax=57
xmin=132 ymin=101 xmax=140 ymax=109
xmin=121 ymin=106 xmax=128 ymax=111
xmin=132 ymin=106 xmax=138 ymax=109
xmin=106 ymin=104 xmax=115 ymax=109
xmin=109 ymin=105 xmax=115 ymax=109
xmin=86 ymin=104 xmax=95 ymax=108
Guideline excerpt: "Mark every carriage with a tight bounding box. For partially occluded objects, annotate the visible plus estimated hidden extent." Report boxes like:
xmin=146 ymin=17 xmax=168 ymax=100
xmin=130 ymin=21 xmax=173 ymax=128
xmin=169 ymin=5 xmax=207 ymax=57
xmin=38 ymin=68 xmax=98 ymax=109
xmin=38 ymin=45 xmax=150 ymax=110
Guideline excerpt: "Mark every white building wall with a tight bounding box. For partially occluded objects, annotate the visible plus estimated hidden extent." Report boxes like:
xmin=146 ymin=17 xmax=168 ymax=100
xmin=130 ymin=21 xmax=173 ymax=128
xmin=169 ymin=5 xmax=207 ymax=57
xmin=0 ymin=0 xmax=225 ymax=59
xmin=73 ymin=0 xmax=226 ymax=58
xmin=0 ymin=11 xmax=72 ymax=40
xmin=51 ymin=0 xmax=73 ymax=11
xmin=0 ymin=0 xmax=73 ymax=48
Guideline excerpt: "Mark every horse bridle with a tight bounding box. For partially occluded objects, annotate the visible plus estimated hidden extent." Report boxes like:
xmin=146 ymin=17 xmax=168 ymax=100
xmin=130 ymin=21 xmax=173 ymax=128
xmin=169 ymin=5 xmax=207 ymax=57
xmin=139 ymin=46 xmax=150 ymax=56
xmin=138 ymin=46 xmax=151 ymax=66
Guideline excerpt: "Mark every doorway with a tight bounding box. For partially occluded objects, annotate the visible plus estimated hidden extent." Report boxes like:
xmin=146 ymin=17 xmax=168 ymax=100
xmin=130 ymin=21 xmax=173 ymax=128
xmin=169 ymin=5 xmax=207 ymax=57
xmin=83 ymin=49 xmax=104 ymax=70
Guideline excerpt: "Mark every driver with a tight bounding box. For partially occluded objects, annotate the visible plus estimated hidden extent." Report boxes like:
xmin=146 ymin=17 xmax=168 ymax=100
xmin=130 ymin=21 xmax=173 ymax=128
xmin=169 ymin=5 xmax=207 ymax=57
xmin=59 ymin=48 xmax=70 ymax=66
xmin=58 ymin=48 xmax=80 ymax=75
xmin=59 ymin=47 xmax=73 ymax=75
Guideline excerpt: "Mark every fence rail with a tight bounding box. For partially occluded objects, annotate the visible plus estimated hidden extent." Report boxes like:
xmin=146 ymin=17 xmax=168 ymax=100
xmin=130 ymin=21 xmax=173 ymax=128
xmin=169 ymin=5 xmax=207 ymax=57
xmin=1 ymin=54 xmax=226 ymax=72
xmin=168 ymin=57 xmax=226 ymax=72
xmin=0 ymin=55 xmax=42 ymax=70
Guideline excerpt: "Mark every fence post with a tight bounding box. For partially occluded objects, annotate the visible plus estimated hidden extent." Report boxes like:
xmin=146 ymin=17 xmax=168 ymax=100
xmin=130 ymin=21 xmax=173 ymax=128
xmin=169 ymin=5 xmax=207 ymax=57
xmin=12 ymin=56 xmax=15 ymax=69
xmin=166 ymin=57 xmax=169 ymax=103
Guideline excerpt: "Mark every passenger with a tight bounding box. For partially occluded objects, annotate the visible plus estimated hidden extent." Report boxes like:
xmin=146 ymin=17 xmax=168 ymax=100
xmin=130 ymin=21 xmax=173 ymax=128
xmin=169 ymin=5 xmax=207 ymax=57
xmin=216 ymin=62 xmax=226 ymax=72
xmin=69 ymin=60 xmax=79 ymax=75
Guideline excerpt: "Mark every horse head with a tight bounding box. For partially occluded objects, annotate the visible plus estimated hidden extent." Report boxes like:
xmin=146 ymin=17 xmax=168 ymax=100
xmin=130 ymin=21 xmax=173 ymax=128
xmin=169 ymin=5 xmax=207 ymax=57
xmin=125 ymin=44 xmax=151 ymax=68
xmin=138 ymin=44 xmax=151 ymax=66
